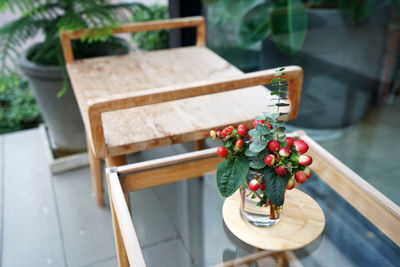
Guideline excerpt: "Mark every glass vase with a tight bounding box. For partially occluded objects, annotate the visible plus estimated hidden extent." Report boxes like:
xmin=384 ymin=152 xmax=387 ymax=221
xmin=239 ymin=171 xmax=282 ymax=227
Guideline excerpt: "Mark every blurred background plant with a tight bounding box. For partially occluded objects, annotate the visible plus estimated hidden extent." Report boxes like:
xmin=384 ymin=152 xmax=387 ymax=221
xmin=131 ymin=4 xmax=169 ymax=51
xmin=0 ymin=72 xmax=42 ymax=134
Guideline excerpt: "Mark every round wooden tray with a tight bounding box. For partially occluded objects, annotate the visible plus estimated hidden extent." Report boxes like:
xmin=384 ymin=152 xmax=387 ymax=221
xmin=222 ymin=188 xmax=325 ymax=251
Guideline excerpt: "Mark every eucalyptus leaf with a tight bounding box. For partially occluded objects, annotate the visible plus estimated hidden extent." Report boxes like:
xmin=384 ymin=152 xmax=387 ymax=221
xmin=249 ymin=160 xmax=266 ymax=169
xmin=249 ymin=137 xmax=267 ymax=153
xmin=256 ymin=123 xmax=270 ymax=135
xmin=216 ymin=156 xmax=249 ymax=197
xmin=248 ymin=128 xmax=260 ymax=137
xmin=270 ymin=0 xmax=307 ymax=56
xmin=245 ymin=148 xmax=258 ymax=157
xmin=238 ymin=3 xmax=273 ymax=46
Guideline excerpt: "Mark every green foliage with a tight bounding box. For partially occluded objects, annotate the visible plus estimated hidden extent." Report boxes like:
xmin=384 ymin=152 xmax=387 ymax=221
xmin=0 ymin=72 xmax=42 ymax=133
xmin=131 ymin=5 xmax=169 ymax=51
xmin=203 ymin=0 xmax=400 ymax=55
xmin=217 ymin=155 xmax=249 ymax=197
xmin=0 ymin=0 xmax=150 ymax=72
xmin=263 ymin=167 xmax=290 ymax=206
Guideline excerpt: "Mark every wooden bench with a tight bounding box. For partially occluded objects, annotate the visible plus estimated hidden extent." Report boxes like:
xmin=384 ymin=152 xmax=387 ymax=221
xmin=60 ymin=16 xmax=303 ymax=206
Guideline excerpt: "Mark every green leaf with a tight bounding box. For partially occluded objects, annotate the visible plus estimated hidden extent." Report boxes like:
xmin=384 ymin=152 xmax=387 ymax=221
xmin=248 ymin=128 xmax=260 ymax=137
xmin=225 ymin=141 xmax=233 ymax=148
xmin=223 ymin=0 xmax=257 ymax=18
xmin=238 ymin=2 xmax=272 ymax=46
xmin=249 ymin=137 xmax=267 ymax=153
xmin=216 ymin=156 xmax=249 ymax=197
xmin=249 ymin=160 xmax=266 ymax=169
xmin=339 ymin=0 xmax=376 ymax=24
xmin=271 ymin=78 xmax=281 ymax=84
xmin=255 ymin=115 xmax=265 ymax=120
xmin=263 ymin=168 xmax=289 ymax=206
xmin=201 ymin=0 xmax=222 ymax=5
xmin=245 ymin=148 xmax=258 ymax=157
xmin=270 ymin=0 xmax=307 ymax=56
xmin=255 ymin=124 xmax=270 ymax=135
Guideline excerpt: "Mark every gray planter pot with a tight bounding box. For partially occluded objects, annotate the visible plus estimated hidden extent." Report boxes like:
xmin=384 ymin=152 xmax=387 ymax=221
xmin=261 ymin=4 xmax=390 ymax=128
xmin=18 ymin=54 xmax=86 ymax=153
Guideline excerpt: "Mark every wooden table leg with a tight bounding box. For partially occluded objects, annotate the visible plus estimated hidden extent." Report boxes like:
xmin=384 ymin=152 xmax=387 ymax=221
xmin=87 ymin=137 xmax=104 ymax=206
xmin=106 ymin=155 xmax=131 ymax=210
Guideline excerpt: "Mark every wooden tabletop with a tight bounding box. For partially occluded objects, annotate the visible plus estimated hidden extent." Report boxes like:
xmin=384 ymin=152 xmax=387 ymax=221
xmin=67 ymin=46 xmax=292 ymax=157
xmin=222 ymin=188 xmax=325 ymax=251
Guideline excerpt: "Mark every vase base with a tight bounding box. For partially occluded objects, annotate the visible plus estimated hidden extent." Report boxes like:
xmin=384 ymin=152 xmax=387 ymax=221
xmin=241 ymin=209 xmax=280 ymax=227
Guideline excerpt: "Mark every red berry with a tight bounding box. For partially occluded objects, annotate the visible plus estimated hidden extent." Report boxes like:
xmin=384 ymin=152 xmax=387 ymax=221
xmin=253 ymin=119 xmax=265 ymax=128
xmin=303 ymin=167 xmax=311 ymax=178
xmin=217 ymin=146 xmax=228 ymax=157
xmin=265 ymin=123 xmax=273 ymax=129
xmin=275 ymin=166 xmax=287 ymax=176
xmin=249 ymin=179 xmax=260 ymax=191
xmin=221 ymin=129 xmax=228 ymax=138
xmin=268 ymin=140 xmax=280 ymax=152
xmin=294 ymin=139 xmax=309 ymax=154
xmin=216 ymin=130 xmax=221 ymax=137
xmin=235 ymin=139 xmax=244 ymax=148
xmin=279 ymin=147 xmax=290 ymax=158
xmin=285 ymin=137 xmax=294 ymax=148
xmin=261 ymin=182 xmax=266 ymax=190
xmin=298 ymin=155 xmax=312 ymax=166
xmin=295 ymin=171 xmax=307 ymax=184
xmin=286 ymin=178 xmax=295 ymax=190
xmin=264 ymin=154 xmax=275 ymax=166
xmin=224 ymin=127 xmax=233 ymax=135
xmin=249 ymin=136 xmax=253 ymax=143
xmin=237 ymin=124 xmax=247 ymax=137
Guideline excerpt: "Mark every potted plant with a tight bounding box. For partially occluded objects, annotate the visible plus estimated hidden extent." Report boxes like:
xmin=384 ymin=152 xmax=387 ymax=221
xmin=210 ymin=67 xmax=313 ymax=227
xmin=204 ymin=0 xmax=398 ymax=128
xmin=0 ymin=1 xmax=149 ymax=155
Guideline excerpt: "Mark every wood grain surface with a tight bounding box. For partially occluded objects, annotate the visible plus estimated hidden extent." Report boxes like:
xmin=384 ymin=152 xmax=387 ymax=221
xmin=222 ymin=188 xmax=325 ymax=251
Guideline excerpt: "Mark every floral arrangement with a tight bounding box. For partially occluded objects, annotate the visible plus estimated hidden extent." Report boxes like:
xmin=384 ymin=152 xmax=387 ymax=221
xmin=210 ymin=67 xmax=312 ymax=215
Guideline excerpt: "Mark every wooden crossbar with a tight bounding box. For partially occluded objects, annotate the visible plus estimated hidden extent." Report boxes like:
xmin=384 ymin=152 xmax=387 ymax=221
xmin=60 ymin=16 xmax=206 ymax=63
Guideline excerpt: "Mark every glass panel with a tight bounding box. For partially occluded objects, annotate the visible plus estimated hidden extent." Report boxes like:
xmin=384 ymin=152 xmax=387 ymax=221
xmin=131 ymin=172 xmax=400 ymax=266
xmin=205 ymin=1 xmax=400 ymax=205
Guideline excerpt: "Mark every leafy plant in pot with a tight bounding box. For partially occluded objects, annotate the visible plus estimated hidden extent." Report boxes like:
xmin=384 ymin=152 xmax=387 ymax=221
xmin=203 ymin=0 xmax=399 ymax=128
xmin=210 ymin=67 xmax=313 ymax=227
xmin=0 ymin=1 xmax=149 ymax=156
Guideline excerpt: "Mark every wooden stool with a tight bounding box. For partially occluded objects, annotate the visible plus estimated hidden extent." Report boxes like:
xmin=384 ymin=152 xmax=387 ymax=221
xmin=60 ymin=16 xmax=304 ymax=206
xmin=222 ymin=188 xmax=325 ymax=267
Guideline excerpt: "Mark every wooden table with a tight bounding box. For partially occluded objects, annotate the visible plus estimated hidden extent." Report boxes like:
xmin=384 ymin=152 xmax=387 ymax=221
xmin=105 ymin=131 xmax=400 ymax=267
xmin=60 ymin=16 xmax=304 ymax=206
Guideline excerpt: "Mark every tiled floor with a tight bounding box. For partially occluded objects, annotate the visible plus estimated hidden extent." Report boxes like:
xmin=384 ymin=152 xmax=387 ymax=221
xmin=0 ymin=100 xmax=399 ymax=266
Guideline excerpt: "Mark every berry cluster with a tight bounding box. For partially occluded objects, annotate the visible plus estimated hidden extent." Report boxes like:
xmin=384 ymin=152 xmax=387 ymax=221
xmin=211 ymin=124 xmax=248 ymax=159
xmin=210 ymin=117 xmax=313 ymax=195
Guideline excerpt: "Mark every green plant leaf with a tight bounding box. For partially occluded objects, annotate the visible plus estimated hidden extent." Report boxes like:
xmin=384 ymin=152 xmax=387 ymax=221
xmin=223 ymin=0 xmax=257 ymax=18
xmin=249 ymin=137 xmax=267 ymax=153
xmin=339 ymin=0 xmax=376 ymax=24
xmin=263 ymin=168 xmax=289 ymax=206
xmin=248 ymin=128 xmax=260 ymax=137
xmin=216 ymin=156 xmax=249 ymax=197
xmin=255 ymin=124 xmax=270 ymax=135
xmin=249 ymin=160 xmax=266 ymax=169
xmin=245 ymin=148 xmax=258 ymax=157
xmin=270 ymin=0 xmax=307 ymax=56
xmin=238 ymin=3 xmax=273 ymax=46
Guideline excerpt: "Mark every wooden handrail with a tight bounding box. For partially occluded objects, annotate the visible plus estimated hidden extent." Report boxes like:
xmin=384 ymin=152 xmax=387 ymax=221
xmin=87 ymin=66 xmax=304 ymax=157
xmin=107 ymin=171 xmax=146 ymax=267
xmin=60 ymin=16 xmax=206 ymax=63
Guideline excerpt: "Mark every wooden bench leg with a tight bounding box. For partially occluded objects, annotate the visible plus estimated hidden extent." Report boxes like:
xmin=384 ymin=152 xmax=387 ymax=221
xmin=106 ymin=155 xmax=131 ymax=210
xmin=87 ymin=140 xmax=104 ymax=206
xmin=195 ymin=139 xmax=205 ymax=151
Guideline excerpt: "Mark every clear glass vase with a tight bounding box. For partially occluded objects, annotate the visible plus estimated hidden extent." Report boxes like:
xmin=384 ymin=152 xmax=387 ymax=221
xmin=239 ymin=171 xmax=282 ymax=227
